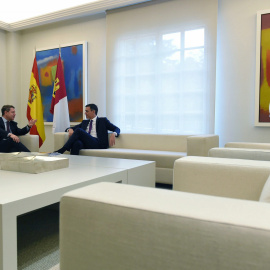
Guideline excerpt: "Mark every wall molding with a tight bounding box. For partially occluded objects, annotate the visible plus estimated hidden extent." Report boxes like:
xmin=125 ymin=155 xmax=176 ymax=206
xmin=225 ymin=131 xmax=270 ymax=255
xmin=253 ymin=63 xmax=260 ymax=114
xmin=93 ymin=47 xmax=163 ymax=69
xmin=0 ymin=0 xmax=151 ymax=32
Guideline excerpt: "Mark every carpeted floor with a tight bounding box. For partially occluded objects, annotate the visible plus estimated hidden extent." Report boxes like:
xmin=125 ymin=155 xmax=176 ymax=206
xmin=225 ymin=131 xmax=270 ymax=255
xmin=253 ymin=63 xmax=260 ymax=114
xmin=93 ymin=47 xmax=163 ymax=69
xmin=17 ymin=205 xmax=60 ymax=270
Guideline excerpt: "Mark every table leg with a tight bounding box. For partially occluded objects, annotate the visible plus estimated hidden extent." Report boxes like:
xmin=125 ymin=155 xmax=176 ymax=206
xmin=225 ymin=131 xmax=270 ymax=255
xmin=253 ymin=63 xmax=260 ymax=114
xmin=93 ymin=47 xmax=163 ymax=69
xmin=0 ymin=206 xmax=17 ymax=270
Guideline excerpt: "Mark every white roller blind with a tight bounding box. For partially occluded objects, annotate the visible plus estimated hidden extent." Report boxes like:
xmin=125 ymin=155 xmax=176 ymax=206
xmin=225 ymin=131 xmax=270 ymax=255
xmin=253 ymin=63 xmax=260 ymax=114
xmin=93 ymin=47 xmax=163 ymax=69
xmin=106 ymin=0 xmax=217 ymax=134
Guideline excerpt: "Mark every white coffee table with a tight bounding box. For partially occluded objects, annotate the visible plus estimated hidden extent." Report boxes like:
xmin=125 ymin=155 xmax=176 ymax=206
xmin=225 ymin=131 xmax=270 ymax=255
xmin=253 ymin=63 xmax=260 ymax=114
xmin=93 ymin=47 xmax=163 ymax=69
xmin=0 ymin=155 xmax=155 ymax=270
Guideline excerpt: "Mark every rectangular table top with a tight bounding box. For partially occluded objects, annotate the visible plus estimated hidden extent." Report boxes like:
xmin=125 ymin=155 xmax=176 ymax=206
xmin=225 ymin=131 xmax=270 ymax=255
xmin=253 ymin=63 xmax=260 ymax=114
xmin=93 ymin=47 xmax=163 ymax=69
xmin=0 ymin=155 xmax=154 ymax=210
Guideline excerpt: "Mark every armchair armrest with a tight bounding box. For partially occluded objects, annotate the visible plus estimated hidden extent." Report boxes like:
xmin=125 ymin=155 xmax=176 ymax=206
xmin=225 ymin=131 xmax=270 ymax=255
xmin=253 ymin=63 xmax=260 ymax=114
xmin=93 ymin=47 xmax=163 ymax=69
xmin=187 ymin=134 xmax=219 ymax=156
xmin=54 ymin=132 xmax=69 ymax=151
xmin=19 ymin=135 xmax=39 ymax=152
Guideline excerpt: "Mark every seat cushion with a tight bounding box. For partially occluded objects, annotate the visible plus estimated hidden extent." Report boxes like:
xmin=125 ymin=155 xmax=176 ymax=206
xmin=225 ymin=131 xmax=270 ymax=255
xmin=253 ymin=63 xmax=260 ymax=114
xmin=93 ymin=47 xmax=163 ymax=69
xmin=80 ymin=148 xmax=186 ymax=168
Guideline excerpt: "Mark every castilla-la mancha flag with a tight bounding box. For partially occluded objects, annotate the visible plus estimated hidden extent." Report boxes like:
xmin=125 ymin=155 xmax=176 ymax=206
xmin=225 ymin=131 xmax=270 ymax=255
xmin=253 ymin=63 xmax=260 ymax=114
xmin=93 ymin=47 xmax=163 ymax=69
xmin=50 ymin=55 xmax=70 ymax=133
xmin=27 ymin=56 xmax=46 ymax=147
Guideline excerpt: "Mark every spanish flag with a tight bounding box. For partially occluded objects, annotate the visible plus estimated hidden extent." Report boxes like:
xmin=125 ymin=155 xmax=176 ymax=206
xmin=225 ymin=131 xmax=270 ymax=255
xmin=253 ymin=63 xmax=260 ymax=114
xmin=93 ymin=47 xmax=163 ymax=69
xmin=27 ymin=56 xmax=46 ymax=147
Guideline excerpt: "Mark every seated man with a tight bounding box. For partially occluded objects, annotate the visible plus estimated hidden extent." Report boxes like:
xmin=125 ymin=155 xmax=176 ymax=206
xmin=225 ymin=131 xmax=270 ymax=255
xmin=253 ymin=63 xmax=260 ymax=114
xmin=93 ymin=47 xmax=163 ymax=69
xmin=0 ymin=105 xmax=37 ymax=153
xmin=55 ymin=103 xmax=120 ymax=155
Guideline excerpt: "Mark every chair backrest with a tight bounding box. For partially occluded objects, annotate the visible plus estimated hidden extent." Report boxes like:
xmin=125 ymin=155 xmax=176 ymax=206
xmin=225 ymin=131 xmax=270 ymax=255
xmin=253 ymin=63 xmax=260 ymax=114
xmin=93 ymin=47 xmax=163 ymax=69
xmin=225 ymin=142 xmax=270 ymax=150
xmin=173 ymin=156 xmax=270 ymax=201
xmin=111 ymin=133 xmax=191 ymax=152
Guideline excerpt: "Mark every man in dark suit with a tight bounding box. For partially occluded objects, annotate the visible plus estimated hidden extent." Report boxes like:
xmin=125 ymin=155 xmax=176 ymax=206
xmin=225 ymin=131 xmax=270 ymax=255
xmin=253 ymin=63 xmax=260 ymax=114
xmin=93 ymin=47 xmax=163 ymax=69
xmin=55 ymin=104 xmax=120 ymax=155
xmin=0 ymin=105 xmax=37 ymax=153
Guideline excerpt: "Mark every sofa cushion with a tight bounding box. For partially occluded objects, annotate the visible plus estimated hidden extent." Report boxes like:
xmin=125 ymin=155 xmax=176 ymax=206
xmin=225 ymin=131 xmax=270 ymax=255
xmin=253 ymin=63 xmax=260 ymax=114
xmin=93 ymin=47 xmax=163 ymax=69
xmin=260 ymin=175 xmax=270 ymax=203
xmin=80 ymin=148 xmax=186 ymax=168
xmin=112 ymin=133 xmax=191 ymax=152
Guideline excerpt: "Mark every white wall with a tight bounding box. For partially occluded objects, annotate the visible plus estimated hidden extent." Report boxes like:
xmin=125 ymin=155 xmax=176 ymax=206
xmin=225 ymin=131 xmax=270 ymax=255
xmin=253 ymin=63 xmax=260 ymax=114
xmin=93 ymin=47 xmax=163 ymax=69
xmin=6 ymin=32 xmax=22 ymax=110
xmin=19 ymin=14 xmax=106 ymax=152
xmin=216 ymin=0 xmax=270 ymax=146
xmin=0 ymin=29 xmax=6 ymax=103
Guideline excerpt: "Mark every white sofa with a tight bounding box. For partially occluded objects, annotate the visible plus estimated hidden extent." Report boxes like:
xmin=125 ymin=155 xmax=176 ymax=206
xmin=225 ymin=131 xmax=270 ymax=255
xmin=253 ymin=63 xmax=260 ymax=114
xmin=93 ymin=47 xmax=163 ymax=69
xmin=54 ymin=133 xmax=219 ymax=184
xmin=173 ymin=156 xmax=270 ymax=200
xmin=60 ymin=182 xmax=270 ymax=270
xmin=19 ymin=134 xmax=39 ymax=152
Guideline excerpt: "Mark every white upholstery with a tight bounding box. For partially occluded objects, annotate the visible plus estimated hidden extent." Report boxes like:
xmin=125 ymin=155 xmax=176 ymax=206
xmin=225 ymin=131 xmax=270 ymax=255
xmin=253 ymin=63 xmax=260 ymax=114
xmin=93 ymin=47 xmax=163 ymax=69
xmin=112 ymin=133 xmax=189 ymax=152
xmin=225 ymin=142 xmax=270 ymax=150
xmin=60 ymin=182 xmax=270 ymax=270
xmin=54 ymin=132 xmax=219 ymax=184
xmin=260 ymin=175 xmax=270 ymax=202
xmin=187 ymin=134 xmax=219 ymax=156
xmin=54 ymin=132 xmax=69 ymax=154
xmin=209 ymin=147 xmax=270 ymax=161
xmin=19 ymin=134 xmax=39 ymax=152
xmin=173 ymin=156 xmax=270 ymax=201
xmin=80 ymin=148 xmax=186 ymax=168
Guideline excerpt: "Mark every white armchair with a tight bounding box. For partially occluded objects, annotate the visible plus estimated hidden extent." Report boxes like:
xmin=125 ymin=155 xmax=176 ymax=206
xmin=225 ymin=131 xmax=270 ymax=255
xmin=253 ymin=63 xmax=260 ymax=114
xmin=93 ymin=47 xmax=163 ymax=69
xmin=60 ymin=182 xmax=270 ymax=270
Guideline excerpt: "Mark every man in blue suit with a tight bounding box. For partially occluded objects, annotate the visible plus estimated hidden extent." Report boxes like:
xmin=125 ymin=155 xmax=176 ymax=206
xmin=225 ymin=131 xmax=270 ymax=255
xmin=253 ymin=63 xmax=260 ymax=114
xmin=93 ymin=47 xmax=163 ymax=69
xmin=55 ymin=104 xmax=120 ymax=155
xmin=0 ymin=105 xmax=37 ymax=153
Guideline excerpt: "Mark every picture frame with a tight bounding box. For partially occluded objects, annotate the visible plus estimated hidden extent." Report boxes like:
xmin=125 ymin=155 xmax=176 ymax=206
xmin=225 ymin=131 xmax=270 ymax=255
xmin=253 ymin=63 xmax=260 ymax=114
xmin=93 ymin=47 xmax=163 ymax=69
xmin=255 ymin=10 xmax=270 ymax=126
xmin=36 ymin=41 xmax=87 ymax=125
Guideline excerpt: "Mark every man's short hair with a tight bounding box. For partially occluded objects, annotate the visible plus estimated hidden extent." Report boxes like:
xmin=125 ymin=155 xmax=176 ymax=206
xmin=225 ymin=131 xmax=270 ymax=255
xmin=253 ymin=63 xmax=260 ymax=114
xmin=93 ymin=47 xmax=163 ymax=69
xmin=1 ymin=105 xmax=15 ymax=116
xmin=86 ymin=104 xmax=98 ymax=115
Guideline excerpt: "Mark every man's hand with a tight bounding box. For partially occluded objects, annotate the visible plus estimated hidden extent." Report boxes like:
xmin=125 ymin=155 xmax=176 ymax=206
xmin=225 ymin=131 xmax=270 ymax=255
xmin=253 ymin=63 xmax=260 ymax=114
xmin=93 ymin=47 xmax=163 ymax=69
xmin=28 ymin=119 xmax=37 ymax=127
xmin=109 ymin=133 xmax=116 ymax=147
xmin=9 ymin=134 xmax=20 ymax=143
xmin=68 ymin=128 xmax=74 ymax=137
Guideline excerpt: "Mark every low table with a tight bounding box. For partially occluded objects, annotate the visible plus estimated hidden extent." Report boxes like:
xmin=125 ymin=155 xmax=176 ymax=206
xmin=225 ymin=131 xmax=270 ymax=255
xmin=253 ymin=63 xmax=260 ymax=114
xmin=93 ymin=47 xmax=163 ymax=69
xmin=0 ymin=155 xmax=155 ymax=270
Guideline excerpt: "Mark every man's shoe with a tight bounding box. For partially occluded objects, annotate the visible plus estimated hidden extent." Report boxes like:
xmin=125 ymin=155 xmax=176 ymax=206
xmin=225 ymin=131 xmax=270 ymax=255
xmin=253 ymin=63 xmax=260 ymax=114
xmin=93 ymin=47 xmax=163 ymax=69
xmin=54 ymin=147 xmax=67 ymax=154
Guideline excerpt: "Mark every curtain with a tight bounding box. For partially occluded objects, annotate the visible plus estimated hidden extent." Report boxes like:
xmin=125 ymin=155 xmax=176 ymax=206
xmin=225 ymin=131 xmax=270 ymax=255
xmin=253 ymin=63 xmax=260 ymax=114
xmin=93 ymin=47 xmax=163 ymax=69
xmin=106 ymin=0 xmax=217 ymax=134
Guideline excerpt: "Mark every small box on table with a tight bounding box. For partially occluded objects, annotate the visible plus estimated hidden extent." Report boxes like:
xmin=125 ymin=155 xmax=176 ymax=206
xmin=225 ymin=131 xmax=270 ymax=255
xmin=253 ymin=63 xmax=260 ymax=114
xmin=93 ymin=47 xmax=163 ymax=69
xmin=0 ymin=152 xmax=69 ymax=174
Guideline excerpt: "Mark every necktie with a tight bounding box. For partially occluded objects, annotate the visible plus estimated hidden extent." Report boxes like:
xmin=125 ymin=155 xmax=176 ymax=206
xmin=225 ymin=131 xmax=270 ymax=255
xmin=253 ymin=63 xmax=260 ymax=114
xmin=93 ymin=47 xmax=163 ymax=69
xmin=6 ymin=121 xmax=10 ymax=133
xmin=88 ymin=120 xmax=93 ymax=134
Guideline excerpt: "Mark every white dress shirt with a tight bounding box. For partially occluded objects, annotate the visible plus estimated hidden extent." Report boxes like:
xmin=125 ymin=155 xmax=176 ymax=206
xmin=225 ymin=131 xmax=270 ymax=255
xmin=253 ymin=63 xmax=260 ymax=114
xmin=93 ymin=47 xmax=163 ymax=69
xmin=87 ymin=116 xmax=97 ymax=138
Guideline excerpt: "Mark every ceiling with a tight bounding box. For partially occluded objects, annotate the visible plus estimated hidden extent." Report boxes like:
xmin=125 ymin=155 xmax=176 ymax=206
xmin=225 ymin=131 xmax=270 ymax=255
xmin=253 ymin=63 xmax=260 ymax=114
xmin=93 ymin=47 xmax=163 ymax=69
xmin=0 ymin=0 xmax=151 ymax=32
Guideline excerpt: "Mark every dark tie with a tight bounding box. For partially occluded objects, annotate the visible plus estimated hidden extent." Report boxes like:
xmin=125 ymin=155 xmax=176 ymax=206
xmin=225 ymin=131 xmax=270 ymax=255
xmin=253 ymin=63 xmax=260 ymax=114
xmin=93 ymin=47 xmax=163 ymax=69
xmin=88 ymin=120 xmax=93 ymax=134
xmin=6 ymin=121 xmax=10 ymax=133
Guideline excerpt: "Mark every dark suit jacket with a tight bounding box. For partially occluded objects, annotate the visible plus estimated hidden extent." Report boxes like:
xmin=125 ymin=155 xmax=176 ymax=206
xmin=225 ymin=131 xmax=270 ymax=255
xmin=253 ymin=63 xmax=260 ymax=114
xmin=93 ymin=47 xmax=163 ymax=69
xmin=71 ymin=117 xmax=120 ymax=149
xmin=0 ymin=117 xmax=29 ymax=141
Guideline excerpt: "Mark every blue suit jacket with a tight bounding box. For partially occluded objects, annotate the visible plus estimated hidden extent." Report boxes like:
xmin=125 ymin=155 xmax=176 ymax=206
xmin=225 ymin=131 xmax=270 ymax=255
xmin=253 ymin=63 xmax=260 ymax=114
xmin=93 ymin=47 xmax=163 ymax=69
xmin=0 ymin=117 xmax=29 ymax=141
xmin=71 ymin=117 xmax=120 ymax=149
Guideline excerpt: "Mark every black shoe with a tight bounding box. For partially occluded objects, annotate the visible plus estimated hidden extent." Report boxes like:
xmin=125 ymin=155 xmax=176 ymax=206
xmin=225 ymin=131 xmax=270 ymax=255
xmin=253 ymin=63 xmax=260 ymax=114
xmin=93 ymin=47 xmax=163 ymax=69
xmin=54 ymin=147 xmax=67 ymax=154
